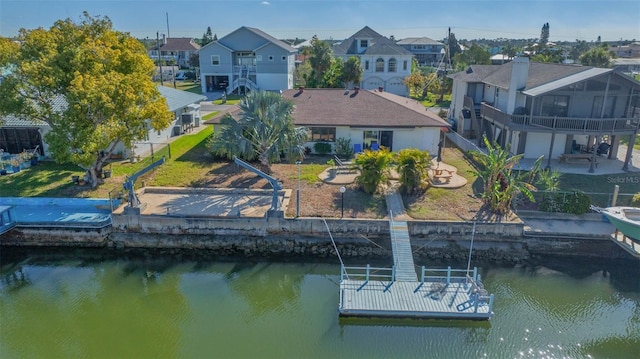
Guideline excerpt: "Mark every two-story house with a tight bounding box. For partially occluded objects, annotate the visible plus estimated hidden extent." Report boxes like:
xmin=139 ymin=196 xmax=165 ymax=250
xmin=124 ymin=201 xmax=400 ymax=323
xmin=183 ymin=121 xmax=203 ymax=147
xmin=198 ymin=26 xmax=297 ymax=94
xmin=448 ymin=57 xmax=640 ymax=172
xmin=332 ymin=26 xmax=413 ymax=96
xmin=396 ymin=37 xmax=445 ymax=67
xmin=148 ymin=36 xmax=201 ymax=69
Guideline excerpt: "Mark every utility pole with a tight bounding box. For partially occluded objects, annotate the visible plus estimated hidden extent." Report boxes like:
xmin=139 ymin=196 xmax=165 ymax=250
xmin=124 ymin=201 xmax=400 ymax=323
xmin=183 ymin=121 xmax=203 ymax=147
xmin=157 ymin=31 xmax=164 ymax=86
xmin=166 ymin=12 xmax=170 ymax=38
xmin=440 ymin=27 xmax=450 ymax=103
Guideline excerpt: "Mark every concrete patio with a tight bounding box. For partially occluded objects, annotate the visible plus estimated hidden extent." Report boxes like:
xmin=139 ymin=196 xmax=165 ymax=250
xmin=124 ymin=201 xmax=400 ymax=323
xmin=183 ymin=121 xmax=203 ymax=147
xmin=515 ymin=144 xmax=640 ymax=175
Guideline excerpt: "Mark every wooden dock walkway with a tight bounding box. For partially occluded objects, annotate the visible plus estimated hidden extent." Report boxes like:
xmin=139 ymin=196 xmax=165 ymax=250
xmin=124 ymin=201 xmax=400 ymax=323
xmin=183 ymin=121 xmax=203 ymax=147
xmin=390 ymin=219 xmax=418 ymax=282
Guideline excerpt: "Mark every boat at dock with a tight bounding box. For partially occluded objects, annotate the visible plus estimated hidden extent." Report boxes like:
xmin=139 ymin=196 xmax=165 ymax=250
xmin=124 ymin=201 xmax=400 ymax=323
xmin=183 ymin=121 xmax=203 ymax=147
xmin=600 ymin=206 xmax=640 ymax=258
xmin=601 ymin=207 xmax=640 ymax=241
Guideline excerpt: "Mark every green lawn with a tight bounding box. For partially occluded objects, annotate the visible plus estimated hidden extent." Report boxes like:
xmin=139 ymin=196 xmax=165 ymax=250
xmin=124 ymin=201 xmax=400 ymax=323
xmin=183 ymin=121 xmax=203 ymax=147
xmin=620 ymin=134 xmax=640 ymax=151
xmin=0 ymin=126 xmax=215 ymax=198
xmin=213 ymin=94 xmax=242 ymax=105
xmin=161 ymin=81 xmax=202 ymax=94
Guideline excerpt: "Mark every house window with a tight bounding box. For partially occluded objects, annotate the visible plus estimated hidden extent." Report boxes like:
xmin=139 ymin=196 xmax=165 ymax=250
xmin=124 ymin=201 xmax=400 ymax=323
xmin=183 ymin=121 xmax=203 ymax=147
xmin=363 ymin=130 xmax=379 ymax=149
xmin=360 ymin=40 xmax=368 ymax=48
xmin=268 ymin=55 xmax=274 ymax=61
xmin=309 ymin=127 xmax=336 ymax=142
xmin=211 ymin=55 xmax=220 ymax=66
xmin=365 ymin=60 xmax=369 ymax=70
xmin=403 ymin=60 xmax=408 ymax=71
xmin=591 ymin=96 xmax=617 ymax=118
xmin=256 ymin=55 xmax=262 ymax=61
xmin=413 ymin=45 xmax=424 ymax=50
xmin=375 ymin=58 xmax=384 ymax=72
xmin=388 ymin=58 xmax=397 ymax=72
xmin=540 ymin=95 xmax=569 ymax=117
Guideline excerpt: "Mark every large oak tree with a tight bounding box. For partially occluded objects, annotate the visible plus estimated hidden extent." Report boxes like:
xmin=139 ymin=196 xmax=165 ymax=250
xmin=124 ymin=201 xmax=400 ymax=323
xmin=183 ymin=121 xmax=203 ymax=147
xmin=0 ymin=13 xmax=174 ymax=187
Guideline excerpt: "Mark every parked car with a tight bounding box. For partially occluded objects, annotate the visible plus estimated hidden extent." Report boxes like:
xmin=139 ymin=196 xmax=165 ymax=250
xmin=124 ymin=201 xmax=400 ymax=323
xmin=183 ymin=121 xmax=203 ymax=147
xmin=175 ymin=72 xmax=186 ymax=81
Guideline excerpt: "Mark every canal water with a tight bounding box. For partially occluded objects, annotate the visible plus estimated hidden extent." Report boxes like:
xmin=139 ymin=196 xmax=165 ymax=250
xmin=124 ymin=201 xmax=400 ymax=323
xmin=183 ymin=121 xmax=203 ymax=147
xmin=1 ymin=249 xmax=638 ymax=359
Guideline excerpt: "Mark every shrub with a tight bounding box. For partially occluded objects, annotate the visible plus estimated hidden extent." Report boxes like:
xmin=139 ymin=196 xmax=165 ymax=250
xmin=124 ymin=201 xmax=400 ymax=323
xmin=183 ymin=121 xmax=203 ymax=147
xmin=396 ymin=148 xmax=431 ymax=194
xmin=313 ymin=142 xmax=332 ymax=155
xmin=354 ymin=147 xmax=393 ymax=194
xmin=334 ymin=137 xmax=354 ymax=159
xmin=539 ymin=190 xmax=591 ymax=214
xmin=631 ymin=193 xmax=640 ymax=207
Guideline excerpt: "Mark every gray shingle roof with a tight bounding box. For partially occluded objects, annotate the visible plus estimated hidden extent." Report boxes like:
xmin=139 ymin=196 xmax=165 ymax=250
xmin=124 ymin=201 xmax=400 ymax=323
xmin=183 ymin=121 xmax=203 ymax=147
xmin=397 ymin=37 xmax=443 ymax=46
xmin=333 ymin=26 xmax=413 ymax=57
xmin=154 ymin=37 xmax=201 ymax=52
xmin=204 ymin=89 xmax=450 ymax=128
xmin=244 ymin=27 xmax=296 ymax=53
xmin=281 ymin=88 xmax=448 ymax=128
xmin=448 ymin=61 xmax=600 ymax=92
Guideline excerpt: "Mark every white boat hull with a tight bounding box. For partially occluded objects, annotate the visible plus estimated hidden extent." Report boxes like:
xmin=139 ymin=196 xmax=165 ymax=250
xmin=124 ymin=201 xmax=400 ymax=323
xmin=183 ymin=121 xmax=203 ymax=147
xmin=602 ymin=207 xmax=640 ymax=241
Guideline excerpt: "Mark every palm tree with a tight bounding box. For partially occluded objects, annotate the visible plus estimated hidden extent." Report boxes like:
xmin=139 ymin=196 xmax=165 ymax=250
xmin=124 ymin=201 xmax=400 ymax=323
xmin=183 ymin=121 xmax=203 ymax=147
xmin=468 ymin=136 xmax=542 ymax=214
xmin=396 ymin=148 xmax=431 ymax=194
xmin=354 ymin=147 xmax=393 ymax=194
xmin=207 ymin=91 xmax=308 ymax=172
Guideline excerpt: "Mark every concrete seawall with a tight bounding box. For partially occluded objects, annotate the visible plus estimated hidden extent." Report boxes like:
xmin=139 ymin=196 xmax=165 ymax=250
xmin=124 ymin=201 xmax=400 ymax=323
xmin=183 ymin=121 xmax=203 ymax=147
xmin=1 ymin=214 xmax=630 ymax=261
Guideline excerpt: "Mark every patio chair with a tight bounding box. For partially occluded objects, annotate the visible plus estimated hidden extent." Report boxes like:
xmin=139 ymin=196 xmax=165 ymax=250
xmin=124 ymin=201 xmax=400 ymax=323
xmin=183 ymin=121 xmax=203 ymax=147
xmin=334 ymin=155 xmax=354 ymax=172
xmin=370 ymin=142 xmax=379 ymax=151
xmin=353 ymin=143 xmax=362 ymax=153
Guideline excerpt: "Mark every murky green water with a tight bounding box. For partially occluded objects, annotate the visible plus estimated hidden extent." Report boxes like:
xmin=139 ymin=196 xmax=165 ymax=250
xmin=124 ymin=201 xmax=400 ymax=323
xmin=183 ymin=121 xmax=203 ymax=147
xmin=1 ymin=250 xmax=638 ymax=359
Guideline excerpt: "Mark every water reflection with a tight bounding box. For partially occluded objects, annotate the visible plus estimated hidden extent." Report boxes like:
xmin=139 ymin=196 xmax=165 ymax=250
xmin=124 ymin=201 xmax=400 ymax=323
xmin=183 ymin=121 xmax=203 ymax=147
xmin=0 ymin=248 xmax=638 ymax=359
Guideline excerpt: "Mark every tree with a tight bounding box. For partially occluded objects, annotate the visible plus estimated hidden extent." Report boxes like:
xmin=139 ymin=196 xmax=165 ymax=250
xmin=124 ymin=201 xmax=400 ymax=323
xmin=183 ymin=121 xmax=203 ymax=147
xmin=354 ymin=147 xmax=393 ymax=194
xmin=308 ymin=35 xmax=334 ymax=86
xmin=341 ymin=56 xmax=363 ymax=88
xmin=569 ymin=39 xmax=589 ymax=62
xmin=321 ymin=57 xmax=343 ymax=88
xmin=201 ymin=26 xmax=214 ymax=46
xmin=540 ymin=22 xmax=550 ymax=44
xmin=295 ymin=60 xmax=312 ymax=87
xmin=404 ymin=71 xmax=428 ymax=98
xmin=0 ymin=13 xmax=174 ymax=187
xmin=579 ymin=47 xmax=614 ymax=67
xmin=468 ymin=136 xmax=542 ymax=214
xmin=396 ymin=148 xmax=431 ymax=194
xmin=446 ymin=32 xmax=462 ymax=66
xmin=207 ymin=91 xmax=307 ymax=172
xmin=189 ymin=53 xmax=200 ymax=68
xmin=453 ymin=43 xmax=490 ymax=68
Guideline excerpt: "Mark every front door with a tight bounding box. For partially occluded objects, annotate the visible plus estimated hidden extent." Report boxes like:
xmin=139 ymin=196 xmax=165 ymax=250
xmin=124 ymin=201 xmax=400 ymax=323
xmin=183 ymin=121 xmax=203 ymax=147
xmin=380 ymin=131 xmax=393 ymax=150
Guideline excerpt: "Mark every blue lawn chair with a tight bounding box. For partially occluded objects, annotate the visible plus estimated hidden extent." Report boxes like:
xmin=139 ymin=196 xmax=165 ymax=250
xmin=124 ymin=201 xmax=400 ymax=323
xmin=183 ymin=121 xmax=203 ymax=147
xmin=370 ymin=142 xmax=379 ymax=151
xmin=354 ymin=143 xmax=362 ymax=153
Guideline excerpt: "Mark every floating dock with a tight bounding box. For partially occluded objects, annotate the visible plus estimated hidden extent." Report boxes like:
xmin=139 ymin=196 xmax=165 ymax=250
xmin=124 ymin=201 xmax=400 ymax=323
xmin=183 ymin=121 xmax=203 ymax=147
xmin=338 ymin=217 xmax=494 ymax=320
xmin=339 ymin=265 xmax=494 ymax=320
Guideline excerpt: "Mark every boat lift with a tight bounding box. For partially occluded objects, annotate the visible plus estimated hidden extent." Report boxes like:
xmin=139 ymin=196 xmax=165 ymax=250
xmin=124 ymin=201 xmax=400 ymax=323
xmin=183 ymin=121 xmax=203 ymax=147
xmin=233 ymin=156 xmax=283 ymax=218
xmin=122 ymin=156 xmax=166 ymax=214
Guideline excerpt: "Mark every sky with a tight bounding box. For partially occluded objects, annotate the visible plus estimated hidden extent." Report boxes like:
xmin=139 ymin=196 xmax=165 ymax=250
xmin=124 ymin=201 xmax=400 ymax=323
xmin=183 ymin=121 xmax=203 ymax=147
xmin=1 ymin=0 xmax=639 ymax=42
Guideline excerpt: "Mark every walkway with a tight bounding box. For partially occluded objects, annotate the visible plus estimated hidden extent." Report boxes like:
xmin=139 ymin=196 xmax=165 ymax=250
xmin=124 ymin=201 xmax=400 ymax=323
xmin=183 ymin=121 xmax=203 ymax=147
xmin=389 ymin=218 xmax=418 ymax=281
